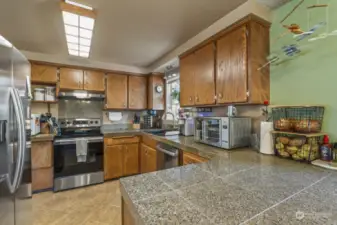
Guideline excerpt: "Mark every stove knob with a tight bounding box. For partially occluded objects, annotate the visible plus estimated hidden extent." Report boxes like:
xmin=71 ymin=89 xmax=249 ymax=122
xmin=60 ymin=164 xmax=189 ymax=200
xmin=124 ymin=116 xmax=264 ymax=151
xmin=95 ymin=121 xmax=99 ymax=124
xmin=61 ymin=121 xmax=65 ymax=125
xmin=90 ymin=121 xmax=93 ymax=124
xmin=66 ymin=121 xmax=71 ymax=125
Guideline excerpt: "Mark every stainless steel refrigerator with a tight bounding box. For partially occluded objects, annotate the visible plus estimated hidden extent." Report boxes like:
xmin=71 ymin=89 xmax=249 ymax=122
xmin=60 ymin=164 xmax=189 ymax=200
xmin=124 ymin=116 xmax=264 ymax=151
xmin=0 ymin=35 xmax=32 ymax=225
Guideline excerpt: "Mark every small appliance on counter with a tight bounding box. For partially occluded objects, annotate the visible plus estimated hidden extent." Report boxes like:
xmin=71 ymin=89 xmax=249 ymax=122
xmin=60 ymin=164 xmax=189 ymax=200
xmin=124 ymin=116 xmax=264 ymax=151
xmin=31 ymin=114 xmax=41 ymax=135
xmin=179 ymin=117 xmax=194 ymax=136
xmin=143 ymin=110 xmax=161 ymax=129
xmin=194 ymin=117 xmax=251 ymax=149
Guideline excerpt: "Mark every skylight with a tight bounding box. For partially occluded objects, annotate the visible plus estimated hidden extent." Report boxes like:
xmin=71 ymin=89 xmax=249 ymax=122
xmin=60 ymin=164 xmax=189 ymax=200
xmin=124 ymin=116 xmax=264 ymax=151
xmin=61 ymin=1 xmax=95 ymax=58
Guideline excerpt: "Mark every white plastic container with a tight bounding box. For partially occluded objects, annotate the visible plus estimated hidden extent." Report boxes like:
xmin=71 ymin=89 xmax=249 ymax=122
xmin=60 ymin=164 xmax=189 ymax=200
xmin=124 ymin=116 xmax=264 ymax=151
xmin=34 ymin=88 xmax=45 ymax=101
xmin=45 ymin=86 xmax=55 ymax=101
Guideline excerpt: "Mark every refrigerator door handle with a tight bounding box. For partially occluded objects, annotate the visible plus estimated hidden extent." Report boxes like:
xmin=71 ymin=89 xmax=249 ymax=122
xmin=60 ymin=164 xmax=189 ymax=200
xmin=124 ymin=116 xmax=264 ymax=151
xmin=5 ymin=88 xmax=24 ymax=194
xmin=13 ymin=88 xmax=26 ymax=190
xmin=26 ymin=75 xmax=33 ymax=100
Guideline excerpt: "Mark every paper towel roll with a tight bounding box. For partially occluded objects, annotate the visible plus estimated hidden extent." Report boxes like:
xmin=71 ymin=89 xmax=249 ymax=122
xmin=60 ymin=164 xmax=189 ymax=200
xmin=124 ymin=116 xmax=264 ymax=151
xmin=260 ymin=121 xmax=274 ymax=155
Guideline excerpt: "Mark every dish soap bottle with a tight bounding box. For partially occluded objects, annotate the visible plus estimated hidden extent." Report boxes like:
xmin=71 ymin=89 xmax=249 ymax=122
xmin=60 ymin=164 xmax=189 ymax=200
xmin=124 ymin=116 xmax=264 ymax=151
xmin=320 ymin=135 xmax=332 ymax=161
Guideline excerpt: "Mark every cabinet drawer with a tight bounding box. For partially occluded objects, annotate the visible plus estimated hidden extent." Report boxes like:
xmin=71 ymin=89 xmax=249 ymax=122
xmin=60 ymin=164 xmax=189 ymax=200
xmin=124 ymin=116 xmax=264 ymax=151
xmin=183 ymin=152 xmax=208 ymax=165
xmin=105 ymin=136 xmax=140 ymax=146
xmin=31 ymin=141 xmax=53 ymax=169
xmin=32 ymin=167 xmax=53 ymax=191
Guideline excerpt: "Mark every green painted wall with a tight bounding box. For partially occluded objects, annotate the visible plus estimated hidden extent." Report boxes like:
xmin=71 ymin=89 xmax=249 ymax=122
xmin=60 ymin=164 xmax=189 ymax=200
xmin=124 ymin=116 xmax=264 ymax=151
xmin=270 ymin=0 xmax=337 ymax=139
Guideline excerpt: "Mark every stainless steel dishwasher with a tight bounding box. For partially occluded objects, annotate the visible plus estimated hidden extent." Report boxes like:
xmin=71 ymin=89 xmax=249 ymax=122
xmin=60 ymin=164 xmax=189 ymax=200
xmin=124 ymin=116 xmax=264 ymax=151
xmin=156 ymin=142 xmax=179 ymax=170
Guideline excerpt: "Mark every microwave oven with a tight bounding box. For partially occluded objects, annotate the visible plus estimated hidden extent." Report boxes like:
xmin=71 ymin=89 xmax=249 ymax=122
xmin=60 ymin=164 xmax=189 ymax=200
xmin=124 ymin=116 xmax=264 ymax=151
xmin=194 ymin=117 xmax=251 ymax=149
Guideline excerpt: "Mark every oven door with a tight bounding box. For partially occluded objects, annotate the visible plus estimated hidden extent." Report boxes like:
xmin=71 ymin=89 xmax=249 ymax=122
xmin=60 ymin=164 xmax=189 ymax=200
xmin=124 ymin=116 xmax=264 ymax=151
xmin=202 ymin=118 xmax=222 ymax=147
xmin=53 ymin=137 xmax=104 ymax=191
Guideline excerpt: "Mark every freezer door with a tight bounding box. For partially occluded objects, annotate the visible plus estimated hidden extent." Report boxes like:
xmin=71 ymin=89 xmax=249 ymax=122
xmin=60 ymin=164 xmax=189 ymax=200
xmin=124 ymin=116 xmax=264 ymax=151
xmin=0 ymin=37 xmax=15 ymax=225
xmin=12 ymin=48 xmax=32 ymax=225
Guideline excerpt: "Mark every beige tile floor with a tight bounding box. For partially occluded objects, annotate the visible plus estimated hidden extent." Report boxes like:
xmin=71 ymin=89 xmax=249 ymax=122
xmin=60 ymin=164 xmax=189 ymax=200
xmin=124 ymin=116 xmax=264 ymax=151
xmin=33 ymin=180 xmax=122 ymax=225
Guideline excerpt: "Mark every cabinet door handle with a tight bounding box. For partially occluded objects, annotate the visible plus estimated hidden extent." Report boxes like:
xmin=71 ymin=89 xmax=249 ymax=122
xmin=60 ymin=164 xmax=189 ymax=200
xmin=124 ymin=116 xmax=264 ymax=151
xmin=189 ymin=96 xmax=192 ymax=102
xmin=123 ymin=103 xmax=126 ymax=107
xmin=218 ymin=93 xmax=223 ymax=99
xmin=195 ymin=96 xmax=199 ymax=102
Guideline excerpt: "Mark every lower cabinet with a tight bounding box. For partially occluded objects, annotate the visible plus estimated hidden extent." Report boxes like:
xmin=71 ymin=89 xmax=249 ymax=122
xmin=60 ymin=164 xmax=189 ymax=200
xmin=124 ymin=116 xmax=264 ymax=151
xmin=31 ymin=140 xmax=53 ymax=192
xmin=104 ymin=139 xmax=140 ymax=180
xmin=140 ymin=144 xmax=157 ymax=173
xmin=123 ymin=143 xmax=139 ymax=176
xmin=183 ymin=152 xmax=208 ymax=165
xmin=104 ymin=145 xmax=124 ymax=180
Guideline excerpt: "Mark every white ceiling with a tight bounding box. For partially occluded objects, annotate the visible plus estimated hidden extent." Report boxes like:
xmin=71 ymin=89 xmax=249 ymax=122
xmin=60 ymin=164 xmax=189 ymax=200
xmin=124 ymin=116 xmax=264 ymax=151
xmin=0 ymin=0 xmax=249 ymax=68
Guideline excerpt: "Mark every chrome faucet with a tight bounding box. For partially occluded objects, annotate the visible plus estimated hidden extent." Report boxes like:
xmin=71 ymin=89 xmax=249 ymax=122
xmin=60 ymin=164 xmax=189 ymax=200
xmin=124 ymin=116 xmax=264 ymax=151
xmin=162 ymin=112 xmax=177 ymax=129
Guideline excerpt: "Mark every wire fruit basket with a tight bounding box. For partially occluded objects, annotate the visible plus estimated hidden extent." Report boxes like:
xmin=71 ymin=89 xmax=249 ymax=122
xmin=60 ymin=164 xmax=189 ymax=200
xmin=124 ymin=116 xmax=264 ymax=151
xmin=271 ymin=131 xmax=325 ymax=163
xmin=271 ymin=105 xmax=325 ymax=133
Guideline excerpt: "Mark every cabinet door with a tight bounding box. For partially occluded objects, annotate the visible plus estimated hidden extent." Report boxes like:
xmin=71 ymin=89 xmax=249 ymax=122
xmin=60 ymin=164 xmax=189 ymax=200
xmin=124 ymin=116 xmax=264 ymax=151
xmin=128 ymin=76 xmax=147 ymax=109
xmin=216 ymin=25 xmax=248 ymax=103
xmin=148 ymin=75 xmax=164 ymax=110
xmin=179 ymin=54 xmax=195 ymax=106
xmin=104 ymin=145 xmax=124 ymax=180
xmin=194 ymin=43 xmax=216 ymax=105
xmin=31 ymin=64 xmax=58 ymax=84
xmin=123 ymin=143 xmax=139 ymax=176
xmin=84 ymin=70 xmax=105 ymax=92
xmin=106 ymin=73 xmax=127 ymax=109
xmin=140 ymin=144 xmax=157 ymax=173
xmin=32 ymin=168 xmax=53 ymax=191
xmin=59 ymin=68 xmax=84 ymax=90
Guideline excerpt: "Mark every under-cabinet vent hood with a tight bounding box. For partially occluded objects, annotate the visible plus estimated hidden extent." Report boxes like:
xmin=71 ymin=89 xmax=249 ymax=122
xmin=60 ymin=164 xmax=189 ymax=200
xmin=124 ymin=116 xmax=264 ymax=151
xmin=58 ymin=90 xmax=105 ymax=100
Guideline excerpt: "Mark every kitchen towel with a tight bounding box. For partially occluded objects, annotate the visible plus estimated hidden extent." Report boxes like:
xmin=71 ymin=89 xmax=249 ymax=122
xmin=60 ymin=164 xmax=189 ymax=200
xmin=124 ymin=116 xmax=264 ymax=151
xmin=260 ymin=121 xmax=274 ymax=155
xmin=76 ymin=138 xmax=88 ymax=162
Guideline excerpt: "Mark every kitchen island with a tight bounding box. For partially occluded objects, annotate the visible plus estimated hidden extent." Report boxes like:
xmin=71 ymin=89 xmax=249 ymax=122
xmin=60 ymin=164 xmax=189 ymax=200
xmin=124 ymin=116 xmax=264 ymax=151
xmin=120 ymin=148 xmax=337 ymax=225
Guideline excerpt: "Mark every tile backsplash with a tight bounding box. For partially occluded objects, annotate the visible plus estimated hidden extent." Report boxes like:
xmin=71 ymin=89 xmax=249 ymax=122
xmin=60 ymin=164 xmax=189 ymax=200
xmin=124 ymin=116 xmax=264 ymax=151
xmin=58 ymin=100 xmax=103 ymax=119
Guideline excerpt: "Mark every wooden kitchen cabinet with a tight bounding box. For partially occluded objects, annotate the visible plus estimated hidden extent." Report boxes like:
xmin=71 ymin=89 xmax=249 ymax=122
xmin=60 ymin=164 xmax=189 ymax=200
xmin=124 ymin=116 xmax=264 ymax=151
xmin=180 ymin=53 xmax=195 ymax=107
xmin=216 ymin=25 xmax=248 ymax=103
xmin=183 ymin=152 xmax=208 ymax=165
xmin=31 ymin=141 xmax=53 ymax=169
xmin=128 ymin=76 xmax=147 ymax=109
xmin=194 ymin=43 xmax=216 ymax=105
xmin=179 ymin=15 xmax=270 ymax=106
xmin=106 ymin=73 xmax=128 ymax=109
xmin=140 ymin=144 xmax=157 ymax=173
xmin=59 ymin=68 xmax=84 ymax=90
xmin=148 ymin=74 xmax=165 ymax=110
xmin=84 ymin=70 xmax=105 ymax=92
xmin=31 ymin=64 xmax=58 ymax=84
xmin=123 ymin=143 xmax=139 ymax=176
xmin=32 ymin=167 xmax=53 ymax=191
xmin=104 ymin=145 xmax=124 ymax=180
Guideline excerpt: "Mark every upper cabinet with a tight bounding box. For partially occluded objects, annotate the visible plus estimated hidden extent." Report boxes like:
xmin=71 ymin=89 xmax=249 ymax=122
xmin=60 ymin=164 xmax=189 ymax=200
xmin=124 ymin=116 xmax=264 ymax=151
xmin=128 ymin=76 xmax=147 ymax=110
xmin=180 ymin=43 xmax=215 ymax=107
xmin=148 ymin=74 xmax=164 ymax=110
xmin=59 ymin=68 xmax=105 ymax=92
xmin=194 ymin=43 xmax=216 ymax=105
xmin=216 ymin=25 xmax=248 ymax=103
xmin=180 ymin=53 xmax=196 ymax=107
xmin=84 ymin=70 xmax=105 ymax=92
xmin=105 ymin=73 xmax=128 ymax=109
xmin=31 ymin=64 xmax=58 ymax=84
xmin=59 ymin=68 xmax=84 ymax=90
xmin=179 ymin=16 xmax=270 ymax=106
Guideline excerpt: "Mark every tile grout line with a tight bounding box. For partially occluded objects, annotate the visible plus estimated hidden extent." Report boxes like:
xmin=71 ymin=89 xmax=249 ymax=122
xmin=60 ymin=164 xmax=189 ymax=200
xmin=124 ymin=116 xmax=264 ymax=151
xmin=239 ymin=173 xmax=332 ymax=225
xmin=155 ymin=174 xmax=218 ymax=225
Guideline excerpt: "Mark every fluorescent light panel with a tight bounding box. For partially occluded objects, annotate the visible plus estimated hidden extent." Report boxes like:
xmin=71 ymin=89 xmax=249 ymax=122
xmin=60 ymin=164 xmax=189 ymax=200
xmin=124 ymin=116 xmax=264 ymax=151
xmin=62 ymin=2 xmax=94 ymax=58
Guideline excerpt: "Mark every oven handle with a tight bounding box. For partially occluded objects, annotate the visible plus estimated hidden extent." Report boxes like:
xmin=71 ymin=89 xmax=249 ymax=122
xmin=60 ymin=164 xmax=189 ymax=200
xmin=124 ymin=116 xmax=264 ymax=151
xmin=54 ymin=137 xmax=103 ymax=145
xmin=156 ymin=144 xmax=179 ymax=157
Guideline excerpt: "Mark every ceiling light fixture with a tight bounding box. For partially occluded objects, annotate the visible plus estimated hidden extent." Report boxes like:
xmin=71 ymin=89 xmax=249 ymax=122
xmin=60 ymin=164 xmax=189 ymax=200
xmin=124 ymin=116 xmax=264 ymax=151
xmin=60 ymin=0 xmax=96 ymax=58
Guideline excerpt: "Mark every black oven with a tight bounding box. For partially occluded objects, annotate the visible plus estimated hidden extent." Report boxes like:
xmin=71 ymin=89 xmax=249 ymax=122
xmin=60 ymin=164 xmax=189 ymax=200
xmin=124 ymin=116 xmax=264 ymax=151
xmin=53 ymin=136 xmax=104 ymax=192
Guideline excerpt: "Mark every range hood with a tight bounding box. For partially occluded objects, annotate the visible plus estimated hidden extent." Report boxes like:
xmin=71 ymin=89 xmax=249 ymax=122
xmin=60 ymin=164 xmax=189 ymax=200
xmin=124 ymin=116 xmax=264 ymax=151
xmin=58 ymin=90 xmax=105 ymax=100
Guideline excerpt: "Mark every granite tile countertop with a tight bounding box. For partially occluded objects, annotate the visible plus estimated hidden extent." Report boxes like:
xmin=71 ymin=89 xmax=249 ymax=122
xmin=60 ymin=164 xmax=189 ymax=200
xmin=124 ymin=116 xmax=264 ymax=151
xmin=31 ymin=133 xmax=54 ymax=142
xmin=120 ymin=150 xmax=337 ymax=225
